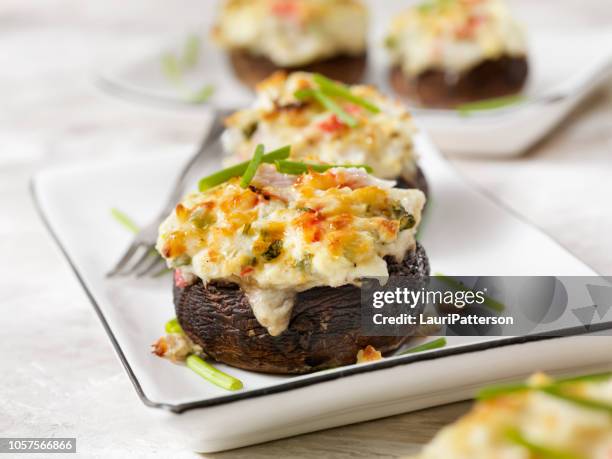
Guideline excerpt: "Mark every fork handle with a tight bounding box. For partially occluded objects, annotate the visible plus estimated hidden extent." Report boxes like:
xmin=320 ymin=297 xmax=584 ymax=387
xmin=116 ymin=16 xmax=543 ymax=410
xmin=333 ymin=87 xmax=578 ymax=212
xmin=157 ymin=109 xmax=231 ymax=219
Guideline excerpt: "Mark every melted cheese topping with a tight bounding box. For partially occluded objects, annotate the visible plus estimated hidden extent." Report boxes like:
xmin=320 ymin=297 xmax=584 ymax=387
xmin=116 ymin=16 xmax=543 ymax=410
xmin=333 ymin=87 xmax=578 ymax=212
xmin=222 ymin=72 xmax=419 ymax=181
xmin=157 ymin=167 xmax=425 ymax=336
xmin=212 ymin=0 xmax=367 ymax=67
xmin=414 ymin=373 xmax=612 ymax=459
xmin=387 ymin=0 xmax=527 ymax=77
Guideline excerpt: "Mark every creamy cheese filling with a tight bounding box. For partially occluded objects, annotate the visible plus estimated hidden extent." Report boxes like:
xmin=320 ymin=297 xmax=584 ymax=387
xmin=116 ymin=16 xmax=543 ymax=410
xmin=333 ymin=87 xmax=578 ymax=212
xmin=212 ymin=0 xmax=367 ymax=67
xmin=386 ymin=0 xmax=527 ymax=77
xmin=222 ymin=72 xmax=418 ymax=181
xmin=157 ymin=167 xmax=425 ymax=336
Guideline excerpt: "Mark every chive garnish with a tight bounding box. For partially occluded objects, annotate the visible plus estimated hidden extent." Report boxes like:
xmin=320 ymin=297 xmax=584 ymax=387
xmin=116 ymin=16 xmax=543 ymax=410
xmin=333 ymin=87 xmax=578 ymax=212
xmin=399 ymin=337 xmax=447 ymax=355
xmin=505 ymin=428 xmax=583 ymax=459
xmin=190 ymin=84 xmax=214 ymax=104
xmin=295 ymin=88 xmax=358 ymax=127
xmin=198 ymin=145 xmax=291 ymax=191
xmin=313 ymin=74 xmax=380 ymax=113
xmin=542 ymin=387 xmax=612 ymax=415
xmin=161 ymin=53 xmax=182 ymax=83
xmin=111 ymin=208 xmax=140 ymax=234
xmin=165 ymin=318 xmax=184 ymax=334
xmin=186 ymin=355 xmax=243 ymax=391
xmin=435 ymin=273 xmax=506 ymax=313
xmin=275 ymin=160 xmax=372 ymax=175
xmin=477 ymin=382 xmax=531 ymax=400
xmin=240 ymin=144 xmax=265 ymax=188
xmin=457 ymin=94 xmax=526 ymax=115
xmin=181 ymin=34 xmax=200 ymax=69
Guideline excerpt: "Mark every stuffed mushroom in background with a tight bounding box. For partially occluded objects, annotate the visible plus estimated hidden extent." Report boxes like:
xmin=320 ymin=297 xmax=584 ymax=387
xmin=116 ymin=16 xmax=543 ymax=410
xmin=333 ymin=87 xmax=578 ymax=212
xmin=221 ymin=72 xmax=428 ymax=195
xmin=211 ymin=0 xmax=368 ymax=88
xmin=156 ymin=162 xmax=429 ymax=374
xmin=386 ymin=0 xmax=529 ymax=108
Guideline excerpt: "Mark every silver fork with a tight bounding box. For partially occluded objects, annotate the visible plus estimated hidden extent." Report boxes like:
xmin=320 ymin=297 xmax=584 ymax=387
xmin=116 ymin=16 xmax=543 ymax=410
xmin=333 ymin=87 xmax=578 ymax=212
xmin=107 ymin=108 xmax=232 ymax=278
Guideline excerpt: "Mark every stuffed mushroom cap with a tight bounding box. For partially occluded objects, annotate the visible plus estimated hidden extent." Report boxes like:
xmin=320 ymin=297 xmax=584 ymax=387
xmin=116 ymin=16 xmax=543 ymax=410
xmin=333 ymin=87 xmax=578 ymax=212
xmin=386 ymin=0 xmax=528 ymax=78
xmin=157 ymin=166 xmax=426 ymax=337
xmin=413 ymin=372 xmax=612 ymax=459
xmin=222 ymin=72 xmax=421 ymax=185
xmin=212 ymin=0 xmax=367 ymax=68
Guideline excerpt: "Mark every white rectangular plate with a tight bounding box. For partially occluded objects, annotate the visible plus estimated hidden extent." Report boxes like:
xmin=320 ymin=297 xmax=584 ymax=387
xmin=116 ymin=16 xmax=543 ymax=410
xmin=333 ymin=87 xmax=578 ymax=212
xmin=32 ymin=133 xmax=612 ymax=452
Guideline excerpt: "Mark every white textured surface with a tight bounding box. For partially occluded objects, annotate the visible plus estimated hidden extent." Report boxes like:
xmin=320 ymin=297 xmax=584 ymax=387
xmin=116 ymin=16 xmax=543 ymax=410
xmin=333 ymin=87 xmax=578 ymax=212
xmin=1 ymin=0 xmax=612 ymax=457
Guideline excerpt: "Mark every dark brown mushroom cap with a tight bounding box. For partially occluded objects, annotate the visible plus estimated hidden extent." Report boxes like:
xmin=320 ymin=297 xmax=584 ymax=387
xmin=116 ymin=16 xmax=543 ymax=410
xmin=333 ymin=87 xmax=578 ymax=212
xmin=397 ymin=166 xmax=429 ymax=198
xmin=390 ymin=55 xmax=529 ymax=108
xmin=228 ymin=50 xmax=367 ymax=89
xmin=174 ymin=243 xmax=430 ymax=374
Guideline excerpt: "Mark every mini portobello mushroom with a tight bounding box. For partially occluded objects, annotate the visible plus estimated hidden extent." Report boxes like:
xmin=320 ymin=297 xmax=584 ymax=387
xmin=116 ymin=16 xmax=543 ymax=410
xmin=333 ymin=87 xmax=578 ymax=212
xmin=229 ymin=51 xmax=367 ymax=89
xmin=174 ymin=243 xmax=430 ymax=374
xmin=213 ymin=0 xmax=368 ymax=88
xmin=390 ymin=56 xmax=528 ymax=108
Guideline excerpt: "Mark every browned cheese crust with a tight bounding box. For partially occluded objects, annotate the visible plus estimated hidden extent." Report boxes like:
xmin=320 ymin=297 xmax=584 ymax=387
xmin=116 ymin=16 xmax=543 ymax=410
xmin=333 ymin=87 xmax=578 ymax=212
xmin=174 ymin=243 xmax=430 ymax=374
xmin=391 ymin=55 xmax=528 ymax=108
xmin=229 ymin=50 xmax=367 ymax=89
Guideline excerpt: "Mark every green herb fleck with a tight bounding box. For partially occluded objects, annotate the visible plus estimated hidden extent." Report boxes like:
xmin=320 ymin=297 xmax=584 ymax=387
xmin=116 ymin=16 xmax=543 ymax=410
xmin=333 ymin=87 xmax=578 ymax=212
xmin=165 ymin=318 xmax=184 ymax=334
xmin=262 ymin=240 xmax=283 ymax=261
xmin=457 ymin=94 xmax=526 ymax=115
xmin=399 ymin=337 xmax=447 ymax=355
xmin=189 ymin=84 xmax=215 ymax=104
xmin=505 ymin=428 xmax=583 ymax=459
xmin=181 ymin=34 xmax=200 ymax=69
xmin=161 ymin=53 xmax=182 ymax=82
xmin=111 ymin=208 xmax=140 ymax=234
xmin=240 ymin=144 xmax=265 ymax=188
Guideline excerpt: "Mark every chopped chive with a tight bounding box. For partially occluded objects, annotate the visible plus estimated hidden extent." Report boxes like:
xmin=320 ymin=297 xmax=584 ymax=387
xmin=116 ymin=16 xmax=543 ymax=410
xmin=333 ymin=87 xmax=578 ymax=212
xmin=111 ymin=208 xmax=140 ymax=234
xmin=189 ymin=84 xmax=214 ymax=104
xmin=435 ymin=273 xmax=505 ymax=313
xmin=457 ymin=94 xmax=526 ymax=115
xmin=240 ymin=144 xmax=265 ymax=188
xmin=186 ymin=355 xmax=243 ymax=391
xmin=165 ymin=318 xmax=184 ymax=334
xmin=181 ymin=34 xmax=200 ymax=69
xmin=477 ymin=382 xmax=531 ymax=400
xmin=313 ymin=74 xmax=380 ymax=113
xmin=161 ymin=53 xmax=182 ymax=82
xmin=505 ymin=428 xmax=583 ymax=459
xmin=198 ymin=145 xmax=291 ymax=191
xmin=295 ymin=88 xmax=358 ymax=127
xmin=275 ymin=160 xmax=372 ymax=175
xmin=399 ymin=337 xmax=447 ymax=355
xmin=556 ymin=372 xmax=612 ymax=385
xmin=541 ymin=387 xmax=612 ymax=415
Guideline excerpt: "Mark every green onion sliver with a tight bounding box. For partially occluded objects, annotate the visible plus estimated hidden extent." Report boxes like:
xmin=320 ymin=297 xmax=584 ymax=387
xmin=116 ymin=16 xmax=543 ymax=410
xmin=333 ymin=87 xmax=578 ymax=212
xmin=111 ymin=208 xmax=140 ymax=234
xmin=181 ymin=34 xmax=200 ymax=69
xmin=165 ymin=318 xmax=184 ymax=334
xmin=505 ymin=428 xmax=583 ymax=459
xmin=477 ymin=382 xmax=530 ymax=401
xmin=399 ymin=337 xmax=447 ymax=355
xmin=240 ymin=144 xmax=265 ymax=188
xmin=556 ymin=372 xmax=612 ymax=386
xmin=198 ymin=145 xmax=291 ymax=191
xmin=541 ymin=387 xmax=612 ymax=415
xmin=457 ymin=94 xmax=526 ymax=115
xmin=275 ymin=160 xmax=372 ymax=175
xmin=313 ymin=73 xmax=380 ymax=113
xmin=435 ymin=273 xmax=505 ymax=313
xmin=295 ymin=88 xmax=358 ymax=127
xmin=189 ymin=84 xmax=214 ymax=104
xmin=186 ymin=355 xmax=243 ymax=391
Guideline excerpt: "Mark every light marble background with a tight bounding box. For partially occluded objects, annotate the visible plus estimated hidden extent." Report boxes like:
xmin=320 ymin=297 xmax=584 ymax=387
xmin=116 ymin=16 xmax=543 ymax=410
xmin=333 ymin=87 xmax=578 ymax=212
xmin=1 ymin=0 xmax=611 ymax=457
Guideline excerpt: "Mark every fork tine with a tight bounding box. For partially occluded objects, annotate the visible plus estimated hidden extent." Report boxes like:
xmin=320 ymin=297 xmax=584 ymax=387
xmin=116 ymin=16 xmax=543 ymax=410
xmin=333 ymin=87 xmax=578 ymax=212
xmin=123 ymin=246 xmax=157 ymax=276
xmin=106 ymin=243 xmax=141 ymax=278
xmin=136 ymin=255 xmax=165 ymax=278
